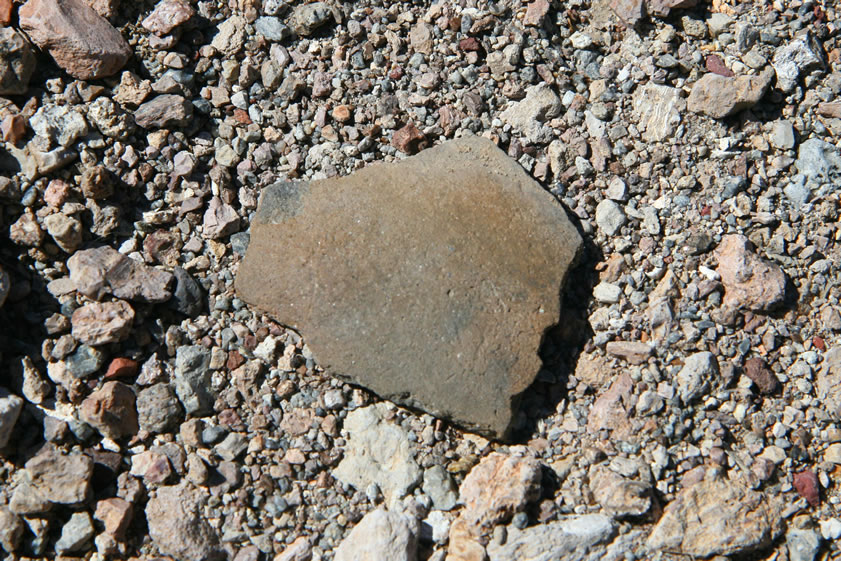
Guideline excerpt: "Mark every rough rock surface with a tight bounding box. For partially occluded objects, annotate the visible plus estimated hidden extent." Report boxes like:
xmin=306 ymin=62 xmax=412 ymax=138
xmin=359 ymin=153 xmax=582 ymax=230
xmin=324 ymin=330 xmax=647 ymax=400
xmin=334 ymin=509 xmax=418 ymax=561
xmin=79 ymin=381 xmax=139 ymax=439
xmin=24 ymin=445 xmax=93 ymax=505
xmin=236 ymin=136 xmax=582 ymax=437
xmin=333 ymin=403 xmax=422 ymax=506
xmin=0 ymin=388 xmax=24 ymax=448
xmin=647 ymin=475 xmax=784 ymax=557
xmin=486 ymin=514 xmax=616 ymax=561
xmin=458 ymin=451 xmax=542 ymax=534
xmin=145 ymin=483 xmax=223 ymax=561
xmin=0 ymin=29 xmax=37 ymax=95
xmin=19 ymin=0 xmax=131 ymax=79
xmin=71 ymin=300 xmax=135 ymax=345
xmin=715 ymin=234 xmax=787 ymax=312
xmin=687 ymin=69 xmax=774 ymax=119
xmin=69 ymin=246 xmax=174 ymax=303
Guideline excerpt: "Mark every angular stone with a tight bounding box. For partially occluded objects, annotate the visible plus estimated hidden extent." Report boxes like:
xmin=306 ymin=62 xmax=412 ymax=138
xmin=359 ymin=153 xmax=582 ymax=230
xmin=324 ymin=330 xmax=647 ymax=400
xmin=236 ymin=136 xmax=582 ymax=437
xmin=134 ymin=94 xmax=193 ymax=129
xmin=458 ymin=451 xmax=542 ymax=535
xmin=687 ymin=69 xmax=774 ymax=119
xmin=486 ymin=514 xmax=615 ymax=561
xmin=0 ymin=388 xmax=24 ymax=449
xmin=68 ymin=246 xmax=174 ymax=303
xmin=743 ymin=356 xmax=779 ymax=395
xmin=0 ymin=506 xmax=25 ymax=553
xmin=145 ymin=482 xmax=222 ymax=561
xmin=80 ymin=381 xmax=138 ymax=440
xmin=647 ymin=475 xmax=783 ymax=557
xmin=55 ymin=511 xmax=94 ymax=554
xmin=333 ymin=403 xmax=422 ymax=506
xmin=19 ymin=0 xmax=131 ymax=80
xmin=0 ymin=28 xmax=37 ymax=95
xmin=715 ymin=234 xmax=786 ymax=312
xmin=647 ymin=0 xmax=697 ymax=17
xmin=610 ymin=0 xmax=644 ymax=26
xmin=71 ymin=300 xmax=135 ymax=346
xmin=334 ymin=509 xmax=418 ymax=561
xmin=142 ymin=0 xmax=194 ymax=36
xmin=24 ymin=445 xmax=93 ymax=505
xmin=590 ymin=465 xmax=651 ymax=517
xmin=633 ymin=83 xmax=683 ymax=142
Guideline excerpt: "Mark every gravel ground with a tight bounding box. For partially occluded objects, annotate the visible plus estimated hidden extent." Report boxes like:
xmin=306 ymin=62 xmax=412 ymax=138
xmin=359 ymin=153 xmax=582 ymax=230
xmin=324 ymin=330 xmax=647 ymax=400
xmin=2 ymin=0 xmax=841 ymax=559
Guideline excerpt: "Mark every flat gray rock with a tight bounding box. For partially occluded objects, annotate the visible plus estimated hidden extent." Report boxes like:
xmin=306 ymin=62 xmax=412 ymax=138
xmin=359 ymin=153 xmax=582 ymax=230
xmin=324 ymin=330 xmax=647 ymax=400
xmin=237 ymin=136 xmax=581 ymax=438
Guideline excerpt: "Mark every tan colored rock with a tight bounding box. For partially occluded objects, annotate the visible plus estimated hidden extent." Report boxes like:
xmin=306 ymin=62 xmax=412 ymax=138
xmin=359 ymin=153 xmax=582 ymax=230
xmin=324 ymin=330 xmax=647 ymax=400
xmin=19 ymin=0 xmax=131 ymax=80
xmin=236 ymin=136 xmax=582 ymax=438
xmin=142 ymin=0 xmax=195 ymax=36
xmin=587 ymin=371 xmax=633 ymax=437
xmin=687 ymin=69 xmax=775 ymax=119
xmin=590 ymin=465 xmax=651 ymax=517
xmin=445 ymin=517 xmax=487 ymax=561
xmin=71 ymin=300 xmax=135 ymax=346
xmin=24 ymin=445 xmax=93 ymax=505
xmin=68 ymin=246 xmax=174 ymax=303
xmin=94 ymin=498 xmax=133 ymax=539
xmin=458 ymin=452 xmax=542 ymax=535
xmin=334 ymin=509 xmax=417 ymax=561
xmin=715 ymin=234 xmax=786 ymax=312
xmin=647 ymin=475 xmax=784 ymax=557
xmin=145 ymin=483 xmax=222 ymax=561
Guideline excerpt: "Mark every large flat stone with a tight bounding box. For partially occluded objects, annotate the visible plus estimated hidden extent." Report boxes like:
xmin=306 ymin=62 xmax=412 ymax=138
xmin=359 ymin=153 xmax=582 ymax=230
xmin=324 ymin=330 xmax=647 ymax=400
xmin=236 ymin=136 xmax=581 ymax=438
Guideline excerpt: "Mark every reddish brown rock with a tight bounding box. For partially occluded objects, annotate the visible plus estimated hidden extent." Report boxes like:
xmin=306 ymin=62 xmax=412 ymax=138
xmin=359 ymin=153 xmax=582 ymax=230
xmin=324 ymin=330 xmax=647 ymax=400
xmin=646 ymin=0 xmax=697 ymax=17
xmin=0 ymin=0 xmax=13 ymax=25
xmin=743 ymin=356 xmax=779 ymax=395
xmin=687 ymin=69 xmax=775 ymax=120
xmin=705 ymin=54 xmax=735 ymax=77
xmin=0 ymin=114 xmax=27 ymax=144
xmin=71 ymin=300 xmax=135 ymax=346
xmin=104 ymin=357 xmax=139 ymax=379
xmin=523 ymin=0 xmax=550 ymax=26
xmin=715 ymin=234 xmax=786 ymax=312
xmin=610 ymin=0 xmax=645 ymax=26
xmin=80 ymin=381 xmax=138 ymax=439
xmin=587 ymin=371 xmax=634 ymax=437
xmin=391 ymin=121 xmax=425 ymax=154
xmin=236 ymin=136 xmax=582 ymax=438
xmin=19 ymin=0 xmax=132 ymax=80
xmin=24 ymin=445 xmax=93 ymax=505
xmin=141 ymin=0 xmax=194 ymax=36
xmin=145 ymin=483 xmax=222 ymax=561
xmin=458 ymin=452 xmax=542 ymax=534
xmin=793 ymin=470 xmax=820 ymax=507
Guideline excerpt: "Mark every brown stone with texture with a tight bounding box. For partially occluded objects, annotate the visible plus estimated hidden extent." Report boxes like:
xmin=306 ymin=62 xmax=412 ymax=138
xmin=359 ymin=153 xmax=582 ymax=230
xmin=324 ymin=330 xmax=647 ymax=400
xmin=19 ymin=0 xmax=132 ymax=80
xmin=236 ymin=136 xmax=582 ymax=438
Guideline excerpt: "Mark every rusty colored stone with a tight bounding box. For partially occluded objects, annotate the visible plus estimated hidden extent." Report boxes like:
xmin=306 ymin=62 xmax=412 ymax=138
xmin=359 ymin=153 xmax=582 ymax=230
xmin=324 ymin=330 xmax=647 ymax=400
xmin=19 ymin=0 xmax=131 ymax=80
xmin=236 ymin=136 xmax=582 ymax=438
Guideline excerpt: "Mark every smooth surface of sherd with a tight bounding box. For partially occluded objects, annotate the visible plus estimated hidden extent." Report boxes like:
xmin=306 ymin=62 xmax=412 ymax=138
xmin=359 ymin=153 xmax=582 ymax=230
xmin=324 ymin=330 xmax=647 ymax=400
xmin=237 ymin=136 xmax=582 ymax=438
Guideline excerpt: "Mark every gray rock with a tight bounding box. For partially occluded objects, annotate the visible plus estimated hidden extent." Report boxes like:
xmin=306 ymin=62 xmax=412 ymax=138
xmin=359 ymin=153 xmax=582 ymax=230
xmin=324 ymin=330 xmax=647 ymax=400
xmin=422 ymin=465 xmax=458 ymax=511
xmin=334 ymin=403 xmax=422 ymax=506
xmin=69 ymin=246 xmax=174 ymax=303
xmin=786 ymin=529 xmax=821 ymax=561
xmin=633 ymin=83 xmax=683 ymax=142
xmin=236 ymin=136 xmax=582 ymax=438
xmin=255 ymin=16 xmax=291 ymax=41
xmin=647 ymin=475 xmax=783 ymax=557
xmin=30 ymin=105 xmax=89 ymax=148
xmin=795 ymin=138 xmax=841 ymax=185
xmin=773 ymin=33 xmax=826 ymax=92
xmin=137 ymin=384 xmax=182 ymax=433
xmin=486 ymin=514 xmax=615 ymax=561
xmin=334 ymin=509 xmax=417 ymax=561
xmin=785 ymin=180 xmax=811 ymax=207
xmin=24 ymin=445 xmax=93 ymax=505
xmin=215 ymin=432 xmax=247 ymax=461
xmin=769 ymin=120 xmax=796 ymax=150
xmin=146 ymin=482 xmax=223 ymax=561
xmin=0 ymin=388 xmax=24 ymax=449
xmin=675 ymin=351 xmax=718 ymax=404
xmin=0 ymin=28 xmax=37 ymax=95
xmin=55 ymin=511 xmax=94 ymax=554
xmin=593 ymin=282 xmax=622 ymax=304
xmin=290 ymin=2 xmax=333 ymax=36
xmin=134 ymin=95 xmax=193 ymax=129
xmin=0 ymin=507 xmax=25 ymax=553
xmin=44 ymin=213 xmax=83 ymax=253
xmin=169 ymin=267 xmax=204 ymax=317
xmin=595 ymin=199 xmax=626 ymax=236
xmin=817 ymin=347 xmax=841 ymax=419
xmin=500 ymin=84 xmax=561 ymax=141
xmin=65 ymin=344 xmax=105 ymax=379
xmin=173 ymin=346 xmax=215 ymax=416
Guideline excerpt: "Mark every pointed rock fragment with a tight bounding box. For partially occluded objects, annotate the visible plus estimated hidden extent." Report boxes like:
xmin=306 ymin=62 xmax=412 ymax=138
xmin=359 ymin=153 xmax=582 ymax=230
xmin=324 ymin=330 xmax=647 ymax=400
xmin=237 ymin=136 xmax=581 ymax=438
